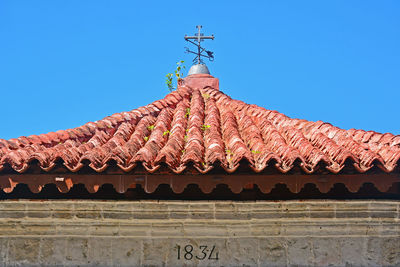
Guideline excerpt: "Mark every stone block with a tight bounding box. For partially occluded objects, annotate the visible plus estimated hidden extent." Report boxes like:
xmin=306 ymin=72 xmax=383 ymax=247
xmin=0 ymin=238 xmax=8 ymax=267
xmin=119 ymin=223 xmax=150 ymax=237
xmin=75 ymin=211 xmax=101 ymax=219
xmin=369 ymin=202 xmax=398 ymax=211
xmin=308 ymin=202 xmax=335 ymax=218
xmin=64 ymin=237 xmax=89 ymax=265
xmin=369 ymin=201 xmax=398 ymax=219
xmin=73 ymin=202 xmax=100 ymax=211
xmin=225 ymin=238 xmax=258 ymax=266
xmin=282 ymin=210 xmax=310 ymax=219
xmin=282 ymin=202 xmax=310 ymax=212
xmin=286 ymin=238 xmax=315 ymax=266
xmin=0 ymin=211 xmax=25 ymax=219
xmin=26 ymin=210 xmax=51 ymax=218
xmin=52 ymin=211 xmax=74 ymax=219
xmin=215 ymin=202 xmax=253 ymax=218
xmin=133 ymin=211 xmax=169 ymax=219
xmin=251 ymin=201 xmax=282 ymax=219
xmin=167 ymin=202 xmax=190 ymax=212
xmin=310 ymin=211 xmax=335 ymax=218
xmin=102 ymin=202 xmax=133 ymax=212
xmin=252 ymin=210 xmax=283 ymax=219
xmin=0 ymin=201 xmax=26 ymax=211
xmin=215 ymin=211 xmax=250 ymax=220
xmin=214 ymin=202 xmax=235 ymax=211
xmin=50 ymin=201 xmax=74 ymax=211
xmin=39 ymin=238 xmax=66 ymax=266
xmin=381 ymin=237 xmax=400 ymax=266
xmin=16 ymin=223 xmax=56 ymax=235
xmin=364 ymin=223 xmax=380 ymax=236
xmin=169 ymin=211 xmax=189 ymax=219
xmin=183 ymin=223 xmax=228 ymax=237
xmin=251 ymin=222 xmax=282 ymax=236
xmin=111 ymin=238 xmax=141 ymax=266
xmin=90 ymin=223 xmax=119 ymax=236
xmin=189 ymin=203 xmax=214 ymax=216
xmin=281 ymin=222 xmax=329 ymax=237
xmin=369 ymin=211 xmax=397 ymax=219
xmin=7 ymin=237 xmax=40 ymax=265
xmin=252 ymin=201 xmax=281 ymax=210
xmin=138 ymin=202 xmax=169 ymax=212
xmin=339 ymin=237 xmax=365 ymax=267
xmin=378 ymin=221 xmax=399 ymax=236
xmin=25 ymin=201 xmax=50 ymax=211
xmin=151 ymin=223 xmax=183 ymax=237
xmin=234 ymin=201 xmax=253 ymax=211
xmin=56 ymin=223 xmax=90 ymax=236
xmin=227 ymin=223 xmax=251 ymax=237
xmin=365 ymin=236 xmax=383 ymax=266
xmin=188 ymin=211 xmax=214 ymax=220
xmin=0 ymin=223 xmax=18 ymax=236
xmin=335 ymin=201 xmax=369 ymax=210
xmin=103 ymin=211 xmax=132 ymax=220
xmin=87 ymin=237 xmax=113 ymax=266
xmin=142 ymin=238 xmax=170 ymax=266
xmin=336 ymin=210 xmax=369 ymax=218
xmin=25 ymin=201 xmax=51 ymax=218
xmin=259 ymin=237 xmax=287 ymax=266
xmin=312 ymin=237 xmax=342 ymax=266
xmin=336 ymin=202 xmax=369 ymax=218
xmin=51 ymin=201 xmax=74 ymax=219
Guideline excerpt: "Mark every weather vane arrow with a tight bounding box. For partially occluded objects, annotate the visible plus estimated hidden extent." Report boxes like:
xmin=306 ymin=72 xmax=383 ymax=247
xmin=184 ymin=25 xmax=215 ymax=65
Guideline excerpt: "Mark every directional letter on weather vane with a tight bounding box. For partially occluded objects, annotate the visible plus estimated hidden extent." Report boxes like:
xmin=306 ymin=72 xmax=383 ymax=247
xmin=184 ymin=25 xmax=215 ymax=64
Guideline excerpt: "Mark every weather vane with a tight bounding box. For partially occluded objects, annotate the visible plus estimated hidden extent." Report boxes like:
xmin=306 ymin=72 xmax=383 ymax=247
xmin=184 ymin=25 xmax=215 ymax=64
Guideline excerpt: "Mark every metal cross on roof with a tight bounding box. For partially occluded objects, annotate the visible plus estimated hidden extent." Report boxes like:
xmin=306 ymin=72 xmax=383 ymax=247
xmin=184 ymin=25 xmax=215 ymax=64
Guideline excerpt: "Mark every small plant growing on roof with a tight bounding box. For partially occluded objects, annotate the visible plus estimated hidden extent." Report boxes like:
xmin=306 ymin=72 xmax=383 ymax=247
xmin=143 ymin=136 xmax=149 ymax=142
xmin=251 ymin=150 xmax=261 ymax=154
xmin=147 ymin=125 xmax=155 ymax=131
xmin=163 ymin=130 xmax=170 ymax=136
xmin=226 ymin=149 xmax=234 ymax=162
xmin=202 ymin=93 xmax=210 ymax=100
xmin=201 ymin=124 xmax=211 ymax=131
xmin=166 ymin=61 xmax=185 ymax=92
xmin=185 ymin=108 xmax=191 ymax=118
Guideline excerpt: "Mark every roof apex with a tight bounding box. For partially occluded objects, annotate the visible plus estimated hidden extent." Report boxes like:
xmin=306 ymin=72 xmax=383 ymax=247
xmin=187 ymin=63 xmax=210 ymax=75
xmin=180 ymin=73 xmax=219 ymax=90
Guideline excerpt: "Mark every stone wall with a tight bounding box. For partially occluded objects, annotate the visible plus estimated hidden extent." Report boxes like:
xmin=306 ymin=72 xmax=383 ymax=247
xmin=0 ymin=200 xmax=399 ymax=266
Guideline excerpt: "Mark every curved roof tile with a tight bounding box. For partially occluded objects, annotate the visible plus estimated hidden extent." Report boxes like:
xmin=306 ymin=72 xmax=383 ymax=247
xmin=0 ymin=83 xmax=399 ymax=174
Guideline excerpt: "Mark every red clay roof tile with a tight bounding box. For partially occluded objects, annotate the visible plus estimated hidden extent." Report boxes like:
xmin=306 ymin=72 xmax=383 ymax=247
xmin=1 ymin=79 xmax=399 ymax=175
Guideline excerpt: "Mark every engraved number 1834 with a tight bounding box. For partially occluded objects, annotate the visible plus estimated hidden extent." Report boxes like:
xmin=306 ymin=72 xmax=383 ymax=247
xmin=176 ymin=244 xmax=219 ymax=261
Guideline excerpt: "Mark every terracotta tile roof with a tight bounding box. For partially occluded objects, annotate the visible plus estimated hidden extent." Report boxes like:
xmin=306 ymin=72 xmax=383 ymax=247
xmin=1 ymin=76 xmax=400 ymax=175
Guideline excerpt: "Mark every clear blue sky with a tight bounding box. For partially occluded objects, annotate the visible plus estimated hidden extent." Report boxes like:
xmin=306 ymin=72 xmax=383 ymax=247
xmin=1 ymin=0 xmax=399 ymax=140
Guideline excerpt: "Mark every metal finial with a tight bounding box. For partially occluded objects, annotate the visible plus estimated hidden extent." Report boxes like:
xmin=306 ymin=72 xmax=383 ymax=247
xmin=184 ymin=25 xmax=215 ymax=65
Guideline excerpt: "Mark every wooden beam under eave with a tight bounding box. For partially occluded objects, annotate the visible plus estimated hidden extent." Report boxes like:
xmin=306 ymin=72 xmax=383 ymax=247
xmin=0 ymin=173 xmax=399 ymax=195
